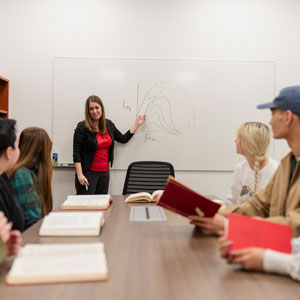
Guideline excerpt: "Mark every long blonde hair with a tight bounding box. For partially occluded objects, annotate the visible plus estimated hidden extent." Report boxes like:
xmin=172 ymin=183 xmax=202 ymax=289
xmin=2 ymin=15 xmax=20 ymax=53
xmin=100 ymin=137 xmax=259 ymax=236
xmin=237 ymin=122 xmax=271 ymax=193
xmin=84 ymin=95 xmax=107 ymax=134
xmin=7 ymin=127 xmax=53 ymax=216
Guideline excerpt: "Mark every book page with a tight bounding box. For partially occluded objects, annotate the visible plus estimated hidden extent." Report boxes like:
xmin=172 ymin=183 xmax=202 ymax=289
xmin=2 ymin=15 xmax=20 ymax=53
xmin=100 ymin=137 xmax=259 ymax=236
xmin=63 ymin=195 xmax=110 ymax=206
xmin=41 ymin=212 xmax=103 ymax=229
xmin=152 ymin=190 xmax=164 ymax=197
xmin=211 ymin=199 xmax=225 ymax=206
xmin=6 ymin=243 xmax=108 ymax=284
xmin=125 ymin=192 xmax=152 ymax=202
xmin=152 ymin=190 xmax=164 ymax=202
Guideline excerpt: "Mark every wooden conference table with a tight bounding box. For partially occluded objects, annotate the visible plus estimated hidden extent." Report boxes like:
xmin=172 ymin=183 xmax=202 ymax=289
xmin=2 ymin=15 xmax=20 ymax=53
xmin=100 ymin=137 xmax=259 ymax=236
xmin=0 ymin=195 xmax=300 ymax=300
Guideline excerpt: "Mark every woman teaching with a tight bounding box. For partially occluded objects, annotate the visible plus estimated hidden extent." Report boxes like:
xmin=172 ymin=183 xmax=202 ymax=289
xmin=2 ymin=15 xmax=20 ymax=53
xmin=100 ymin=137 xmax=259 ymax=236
xmin=73 ymin=95 xmax=146 ymax=194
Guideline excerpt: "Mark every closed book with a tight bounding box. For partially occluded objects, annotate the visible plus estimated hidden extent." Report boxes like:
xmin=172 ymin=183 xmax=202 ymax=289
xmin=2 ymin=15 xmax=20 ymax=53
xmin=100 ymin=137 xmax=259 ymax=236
xmin=60 ymin=194 xmax=111 ymax=210
xmin=39 ymin=212 xmax=104 ymax=236
xmin=6 ymin=243 xmax=108 ymax=285
xmin=227 ymin=213 xmax=292 ymax=253
xmin=157 ymin=176 xmax=220 ymax=217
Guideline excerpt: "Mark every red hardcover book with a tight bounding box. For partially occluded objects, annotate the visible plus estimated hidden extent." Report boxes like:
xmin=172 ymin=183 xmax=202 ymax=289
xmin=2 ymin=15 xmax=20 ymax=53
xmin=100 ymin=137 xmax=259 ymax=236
xmin=227 ymin=214 xmax=292 ymax=253
xmin=156 ymin=176 xmax=221 ymax=217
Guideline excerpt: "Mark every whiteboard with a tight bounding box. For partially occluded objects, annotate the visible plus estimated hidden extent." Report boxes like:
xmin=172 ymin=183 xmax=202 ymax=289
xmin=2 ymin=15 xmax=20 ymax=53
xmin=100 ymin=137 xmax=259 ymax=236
xmin=52 ymin=58 xmax=275 ymax=171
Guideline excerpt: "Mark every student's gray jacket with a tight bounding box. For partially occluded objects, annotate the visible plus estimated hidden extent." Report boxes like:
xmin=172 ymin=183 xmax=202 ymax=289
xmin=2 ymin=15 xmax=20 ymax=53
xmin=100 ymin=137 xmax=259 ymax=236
xmin=220 ymin=152 xmax=300 ymax=237
xmin=73 ymin=119 xmax=133 ymax=171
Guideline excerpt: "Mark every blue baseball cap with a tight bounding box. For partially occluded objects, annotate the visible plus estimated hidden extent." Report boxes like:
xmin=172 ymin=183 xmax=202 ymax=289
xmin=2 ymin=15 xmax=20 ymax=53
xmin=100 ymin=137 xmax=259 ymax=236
xmin=257 ymin=86 xmax=300 ymax=116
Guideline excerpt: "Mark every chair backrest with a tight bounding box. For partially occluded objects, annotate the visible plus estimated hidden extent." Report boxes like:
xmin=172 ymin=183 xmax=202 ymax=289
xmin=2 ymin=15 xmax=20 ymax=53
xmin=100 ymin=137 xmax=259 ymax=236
xmin=122 ymin=161 xmax=175 ymax=195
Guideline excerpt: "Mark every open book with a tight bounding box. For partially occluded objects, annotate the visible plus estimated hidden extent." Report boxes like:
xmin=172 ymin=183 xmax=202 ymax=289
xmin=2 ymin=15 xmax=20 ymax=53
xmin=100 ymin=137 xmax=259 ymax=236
xmin=125 ymin=190 xmax=164 ymax=203
xmin=60 ymin=194 xmax=111 ymax=210
xmin=6 ymin=243 xmax=108 ymax=285
xmin=157 ymin=176 xmax=221 ymax=217
xmin=39 ymin=212 xmax=104 ymax=236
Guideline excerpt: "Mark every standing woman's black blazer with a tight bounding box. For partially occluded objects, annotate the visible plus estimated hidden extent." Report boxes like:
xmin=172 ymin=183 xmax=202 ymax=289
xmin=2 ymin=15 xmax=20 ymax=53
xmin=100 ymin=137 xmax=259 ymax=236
xmin=73 ymin=119 xmax=134 ymax=172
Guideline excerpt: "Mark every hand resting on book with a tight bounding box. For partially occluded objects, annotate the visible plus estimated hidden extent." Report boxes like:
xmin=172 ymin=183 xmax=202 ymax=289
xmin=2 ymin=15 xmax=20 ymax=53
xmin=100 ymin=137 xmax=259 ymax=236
xmin=188 ymin=209 xmax=227 ymax=236
xmin=219 ymin=235 xmax=264 ymax=271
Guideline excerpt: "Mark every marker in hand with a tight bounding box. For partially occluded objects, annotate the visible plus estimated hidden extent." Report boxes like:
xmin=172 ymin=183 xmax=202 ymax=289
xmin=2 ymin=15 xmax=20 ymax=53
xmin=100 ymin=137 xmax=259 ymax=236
xmin=85 ymin=184 xmax=88 ymax=191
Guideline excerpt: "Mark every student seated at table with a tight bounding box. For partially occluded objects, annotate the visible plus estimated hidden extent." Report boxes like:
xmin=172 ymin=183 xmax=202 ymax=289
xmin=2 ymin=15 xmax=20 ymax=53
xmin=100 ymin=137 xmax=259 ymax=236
xmin=189 ymin=86 xmax=300 ymax=237
xmin=219 ymin=235 xmax=300 ymax=281
xmin=7 ymin=127 xmax=53 ymax=228
xmin=225 ymin=122 xmax=278 ymax=206
xmin=0 ymin=119 xmax=24 ymax=232
xmin=0 ymin=211 xmax=21 ymax=265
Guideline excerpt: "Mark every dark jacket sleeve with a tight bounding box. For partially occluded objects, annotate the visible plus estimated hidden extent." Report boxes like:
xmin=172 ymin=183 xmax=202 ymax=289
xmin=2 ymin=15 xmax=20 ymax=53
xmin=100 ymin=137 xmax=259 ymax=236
xmin=106 ymin=119 xmax=134 ymax=167
xmin=73 ymin=121 xmax=87 ymax=163
xmin=73 ymin=121 xmax=97 ymax=163
xmin=73 ymin=119 xmax=134 ymax=169
xmin=0 ymin=174 xmax=25 ymax=232
xmin=106 ymin=119 xmax=134 ymax=143
xmin=73 ymin=121 xmax=99 ymax=171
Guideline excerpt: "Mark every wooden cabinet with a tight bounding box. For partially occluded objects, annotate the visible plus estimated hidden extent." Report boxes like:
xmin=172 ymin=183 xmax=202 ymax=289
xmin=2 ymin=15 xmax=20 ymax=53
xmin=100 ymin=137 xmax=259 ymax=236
xmin=0 ymin=76 xmax=9 ymax=118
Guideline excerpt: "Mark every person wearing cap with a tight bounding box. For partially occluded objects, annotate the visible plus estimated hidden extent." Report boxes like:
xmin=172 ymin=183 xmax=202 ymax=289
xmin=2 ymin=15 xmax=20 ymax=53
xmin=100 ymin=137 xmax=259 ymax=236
xmin=189 ymin=86 xmax=300 ymax=237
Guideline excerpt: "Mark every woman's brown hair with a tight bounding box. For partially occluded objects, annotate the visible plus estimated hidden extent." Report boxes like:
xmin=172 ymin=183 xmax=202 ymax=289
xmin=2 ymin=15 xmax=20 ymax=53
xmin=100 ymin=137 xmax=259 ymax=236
xmin=84 ymin=95 xmax=107 ymax=134
xmin=7 ymin=127 xmax=53 ymax=216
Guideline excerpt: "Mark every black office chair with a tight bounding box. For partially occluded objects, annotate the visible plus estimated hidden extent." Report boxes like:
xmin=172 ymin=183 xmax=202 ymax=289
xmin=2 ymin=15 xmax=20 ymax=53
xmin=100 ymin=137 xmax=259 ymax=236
xmin=122 ymin=161 xmax=175 ymax=195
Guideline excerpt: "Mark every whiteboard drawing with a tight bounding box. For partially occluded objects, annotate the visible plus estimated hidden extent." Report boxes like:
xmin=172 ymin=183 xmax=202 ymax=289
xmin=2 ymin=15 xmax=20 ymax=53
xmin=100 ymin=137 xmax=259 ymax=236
xmin=136 ymin=82 xmax=196 ymax=137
